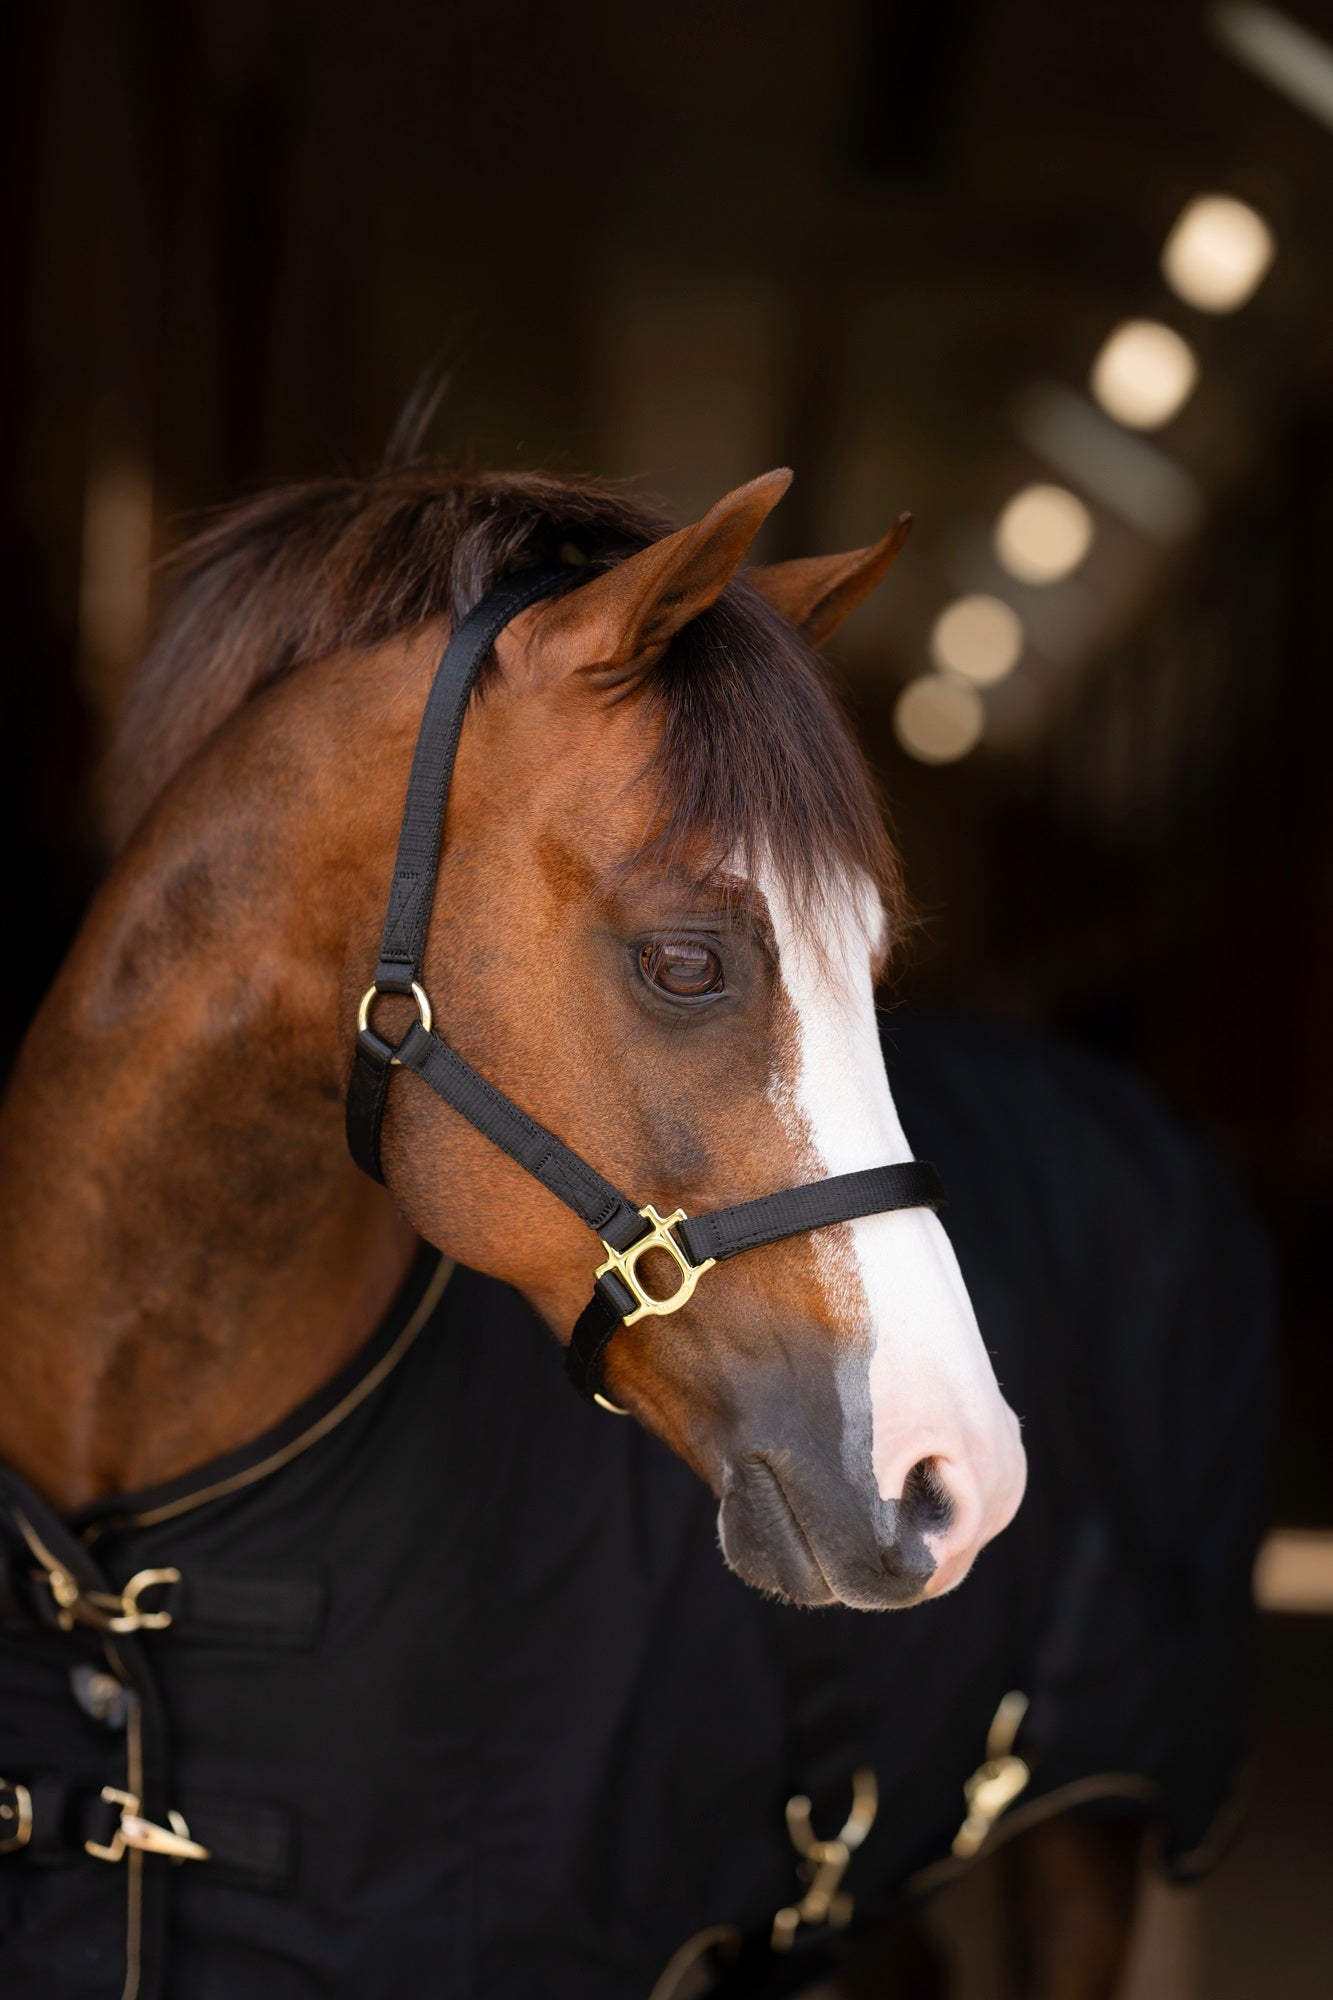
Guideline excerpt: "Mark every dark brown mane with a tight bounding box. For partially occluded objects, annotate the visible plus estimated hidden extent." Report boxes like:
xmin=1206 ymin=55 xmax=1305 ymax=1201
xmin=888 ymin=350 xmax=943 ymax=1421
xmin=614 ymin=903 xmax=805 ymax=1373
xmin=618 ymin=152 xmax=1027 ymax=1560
xmin=110 ymin=466 xmax=902 ymax=930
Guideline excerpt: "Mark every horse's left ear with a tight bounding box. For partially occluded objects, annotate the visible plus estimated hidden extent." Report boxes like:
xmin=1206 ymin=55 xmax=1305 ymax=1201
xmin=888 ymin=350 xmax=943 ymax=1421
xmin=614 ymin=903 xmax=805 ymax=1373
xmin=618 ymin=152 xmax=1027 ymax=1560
xmin=746 ymin=514 xmax=913 ymax=647
xmin=518 ymin=470 xmax=793 ymax=682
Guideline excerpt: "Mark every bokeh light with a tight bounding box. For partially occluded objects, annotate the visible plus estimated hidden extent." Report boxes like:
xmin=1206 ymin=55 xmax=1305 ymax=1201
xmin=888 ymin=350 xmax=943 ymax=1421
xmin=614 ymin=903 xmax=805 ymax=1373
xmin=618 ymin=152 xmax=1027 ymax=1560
xmin=994 ymin=483 xmax=1094 ymax=583
xmin=1162 ymin=193 xmax=1276 ymax=313
xmin=1090 ymin=319 xmax=1199 ymax=430
xmin=893 ymin=675 xmax=985 ymax=764
xmin=930 ymin=594 xmax=1024 ymax=685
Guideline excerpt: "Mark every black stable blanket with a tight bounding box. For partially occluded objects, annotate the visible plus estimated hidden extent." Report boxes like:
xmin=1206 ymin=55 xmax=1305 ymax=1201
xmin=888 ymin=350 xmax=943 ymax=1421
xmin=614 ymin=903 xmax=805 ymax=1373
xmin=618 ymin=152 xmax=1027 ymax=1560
xmin=0 ymin=1016 xmax=1273 ymax=1999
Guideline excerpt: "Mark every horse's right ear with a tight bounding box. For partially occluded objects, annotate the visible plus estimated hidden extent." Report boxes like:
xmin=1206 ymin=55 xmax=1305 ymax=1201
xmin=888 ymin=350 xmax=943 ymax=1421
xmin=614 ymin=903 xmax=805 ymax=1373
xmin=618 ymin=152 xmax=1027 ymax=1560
xmin=745 ymin=515 xmax=913 ymax=648
xmin=520 ymin=470 xmax=793 ymax=681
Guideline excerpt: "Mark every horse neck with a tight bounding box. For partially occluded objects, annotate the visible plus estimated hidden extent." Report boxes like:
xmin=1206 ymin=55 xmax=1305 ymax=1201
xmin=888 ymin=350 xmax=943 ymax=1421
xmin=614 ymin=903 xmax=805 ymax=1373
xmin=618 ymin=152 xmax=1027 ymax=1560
xmin=0 ymin=643 xmax=426 ymax=1513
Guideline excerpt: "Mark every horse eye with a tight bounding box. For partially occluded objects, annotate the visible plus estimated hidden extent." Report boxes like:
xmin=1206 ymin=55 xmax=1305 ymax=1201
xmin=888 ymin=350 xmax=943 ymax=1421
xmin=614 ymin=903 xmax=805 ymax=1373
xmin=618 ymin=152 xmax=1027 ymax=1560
xmin=640 ymin=939 xmax=725 ymax=998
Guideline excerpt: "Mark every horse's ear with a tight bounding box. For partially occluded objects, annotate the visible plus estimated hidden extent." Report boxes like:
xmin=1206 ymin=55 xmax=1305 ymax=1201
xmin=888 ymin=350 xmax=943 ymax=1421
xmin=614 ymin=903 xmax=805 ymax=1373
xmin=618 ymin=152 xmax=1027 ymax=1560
xmin=527 ymin=469 xmax=793 ymax=677
xmin=745 ymin=514 xmax=913 ymax=647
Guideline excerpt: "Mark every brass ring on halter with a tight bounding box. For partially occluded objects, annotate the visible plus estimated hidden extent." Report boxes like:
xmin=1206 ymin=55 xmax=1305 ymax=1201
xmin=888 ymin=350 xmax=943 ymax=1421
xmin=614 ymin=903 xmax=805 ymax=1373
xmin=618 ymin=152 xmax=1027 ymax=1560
xmin=357 ymin=982 xmax=433 ymax=1065
xmin=593 ymin=1392 xmax=630 ymax=1417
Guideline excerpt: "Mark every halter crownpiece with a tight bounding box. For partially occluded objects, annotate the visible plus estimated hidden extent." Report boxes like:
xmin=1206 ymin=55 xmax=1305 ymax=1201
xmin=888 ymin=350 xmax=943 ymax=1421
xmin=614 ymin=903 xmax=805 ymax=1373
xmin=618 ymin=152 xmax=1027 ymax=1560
xmin=345 ymin=566 xmax=945 ymax=1407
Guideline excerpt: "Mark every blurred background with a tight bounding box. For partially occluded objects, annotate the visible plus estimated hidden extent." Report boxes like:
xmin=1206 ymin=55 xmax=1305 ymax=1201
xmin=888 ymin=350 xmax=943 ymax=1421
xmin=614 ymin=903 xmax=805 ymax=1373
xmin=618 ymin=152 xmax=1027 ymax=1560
xmin=3 ymin=1 xmax=1330 ymax=1992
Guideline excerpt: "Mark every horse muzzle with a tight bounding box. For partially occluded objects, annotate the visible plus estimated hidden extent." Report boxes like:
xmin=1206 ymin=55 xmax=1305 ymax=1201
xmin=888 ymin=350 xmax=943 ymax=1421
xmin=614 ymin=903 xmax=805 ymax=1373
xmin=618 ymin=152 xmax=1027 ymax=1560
xmin=718 ymin=1451 xmax=943 ymax=1611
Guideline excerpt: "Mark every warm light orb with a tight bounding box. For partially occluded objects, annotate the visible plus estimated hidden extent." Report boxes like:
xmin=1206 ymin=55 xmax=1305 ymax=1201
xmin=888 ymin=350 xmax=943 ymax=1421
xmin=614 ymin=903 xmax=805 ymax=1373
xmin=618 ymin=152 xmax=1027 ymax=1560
xmin=893 ymin=675 xmax=985 ymax=764
xmin=929 ymin=594 xmax=1024 ymax=686
xmin=1090 ymin=319 xmax=1199 ymax=430
xmin=994 ymin=483 xmax=1094 ymax=584
xmin=1162 ymin=193 xmax=1275 ymax=313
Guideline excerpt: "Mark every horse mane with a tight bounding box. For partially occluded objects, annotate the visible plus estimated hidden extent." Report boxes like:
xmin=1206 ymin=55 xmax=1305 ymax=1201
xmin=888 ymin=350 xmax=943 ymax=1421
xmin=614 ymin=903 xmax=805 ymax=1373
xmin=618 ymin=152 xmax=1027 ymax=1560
xmin=109 ymin=464 xmax=903 ymax=931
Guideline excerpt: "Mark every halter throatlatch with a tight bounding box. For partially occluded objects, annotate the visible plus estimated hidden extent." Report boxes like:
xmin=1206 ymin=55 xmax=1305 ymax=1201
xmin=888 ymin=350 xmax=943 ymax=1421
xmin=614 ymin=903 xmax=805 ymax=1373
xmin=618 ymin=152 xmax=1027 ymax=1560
xmin=345 ymin=567 xmax=945 ymax=1408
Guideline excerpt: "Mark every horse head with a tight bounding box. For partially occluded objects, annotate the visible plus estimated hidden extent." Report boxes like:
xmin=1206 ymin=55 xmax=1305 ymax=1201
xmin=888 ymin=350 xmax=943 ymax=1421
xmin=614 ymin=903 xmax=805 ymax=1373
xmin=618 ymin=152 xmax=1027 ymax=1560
xmin=366 ymin=471 xmax=1026 ymax=1607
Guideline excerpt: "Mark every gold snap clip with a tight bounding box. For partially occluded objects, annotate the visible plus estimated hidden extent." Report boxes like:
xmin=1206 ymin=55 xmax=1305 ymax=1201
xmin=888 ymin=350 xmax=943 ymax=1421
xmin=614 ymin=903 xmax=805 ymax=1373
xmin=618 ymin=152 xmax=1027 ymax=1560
xmin=771 ymin=1767 xmax=878 ymax=1950
xmin=17 ymin=1510 xmax=180 ymax=1636
xmin=85 ymin=1788 xmax=210 ymax=1865
xmin=42 ymin=1565 xmax=180 ymax=1636
xmin=951 ymin=1690 xmax=1031 ymax=1858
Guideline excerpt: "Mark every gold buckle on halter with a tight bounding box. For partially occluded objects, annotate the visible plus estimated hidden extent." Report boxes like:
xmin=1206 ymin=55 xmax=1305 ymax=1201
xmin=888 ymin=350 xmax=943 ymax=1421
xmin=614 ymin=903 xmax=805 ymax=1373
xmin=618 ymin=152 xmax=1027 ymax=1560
xmin=595 ymin=1206 xmax=715 ymax=1327
xmin=770 ymin=1768 xmax=879 ymax=1950
xmin=357 ymin=981 xmax=433 ymax=1064
xmin=85 ymin=1788 xmax=210 ymax=1865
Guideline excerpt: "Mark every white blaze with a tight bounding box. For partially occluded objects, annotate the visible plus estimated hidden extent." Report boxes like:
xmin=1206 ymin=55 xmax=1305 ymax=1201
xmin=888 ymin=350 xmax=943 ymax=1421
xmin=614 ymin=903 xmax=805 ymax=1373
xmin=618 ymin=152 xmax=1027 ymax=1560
xmin=762 ymin=868 xmax=1025 ymax=1584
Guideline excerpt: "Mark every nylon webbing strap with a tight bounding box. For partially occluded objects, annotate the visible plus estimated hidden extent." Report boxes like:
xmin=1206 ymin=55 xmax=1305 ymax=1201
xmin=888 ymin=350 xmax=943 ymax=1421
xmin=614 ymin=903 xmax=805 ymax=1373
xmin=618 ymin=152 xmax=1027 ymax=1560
xmin=346 ymin=566 xmax=577 ymax=1184
xmin=345 ymin=566 xmax=950 ymax=1411
xmin=394 ymin=1022 xmax=645 ymax=1249
xmin=375 ymin=567 xmax=578 ymax=985
xmin=675 ymin=1162 xmax=945 ymax=1267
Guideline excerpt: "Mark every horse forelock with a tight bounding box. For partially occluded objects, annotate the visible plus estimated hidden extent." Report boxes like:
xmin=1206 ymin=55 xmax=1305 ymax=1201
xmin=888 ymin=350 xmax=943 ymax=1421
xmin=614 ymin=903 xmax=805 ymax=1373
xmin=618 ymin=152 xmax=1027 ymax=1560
xmin=108 ymin=464 xmax=906 ymax=945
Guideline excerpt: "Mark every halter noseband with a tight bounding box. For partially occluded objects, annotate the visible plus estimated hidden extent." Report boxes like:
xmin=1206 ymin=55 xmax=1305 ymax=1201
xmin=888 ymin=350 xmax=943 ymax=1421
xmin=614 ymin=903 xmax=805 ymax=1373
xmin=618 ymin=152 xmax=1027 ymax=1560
xmin=345 ymin=567 xmax=945 ymax=1409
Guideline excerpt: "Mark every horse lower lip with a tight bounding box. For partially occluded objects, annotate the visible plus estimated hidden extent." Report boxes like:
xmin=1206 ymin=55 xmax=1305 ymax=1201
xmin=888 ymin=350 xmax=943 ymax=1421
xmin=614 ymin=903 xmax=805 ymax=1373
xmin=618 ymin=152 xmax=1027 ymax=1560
xmin=722 ymin=1453 xmax=945 ymax=1610
xmin=721 ymin=1458 xmax=837 ymax=1605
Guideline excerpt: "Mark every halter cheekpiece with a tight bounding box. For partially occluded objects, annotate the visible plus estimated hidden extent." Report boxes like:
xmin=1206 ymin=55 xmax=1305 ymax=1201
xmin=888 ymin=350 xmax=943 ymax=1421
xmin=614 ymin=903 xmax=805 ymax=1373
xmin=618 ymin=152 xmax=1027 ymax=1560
xmin=345 ymin=566 xmax=945 ymax=1407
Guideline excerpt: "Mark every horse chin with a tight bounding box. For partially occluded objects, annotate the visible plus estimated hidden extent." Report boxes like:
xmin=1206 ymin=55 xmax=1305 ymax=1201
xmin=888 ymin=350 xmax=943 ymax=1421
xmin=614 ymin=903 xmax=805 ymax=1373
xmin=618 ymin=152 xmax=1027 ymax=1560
xmin=717 ymin=1456 xmax=938 ymax=1611
xmin=717 ymin=1463 xmax=838 ymax=1607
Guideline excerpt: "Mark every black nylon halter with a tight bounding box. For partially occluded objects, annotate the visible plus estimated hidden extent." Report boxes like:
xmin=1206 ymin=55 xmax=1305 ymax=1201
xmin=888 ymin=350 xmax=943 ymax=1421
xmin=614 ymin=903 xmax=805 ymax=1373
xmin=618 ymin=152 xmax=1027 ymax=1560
xmin=345 ymin=566 xmax=945 ymax=1404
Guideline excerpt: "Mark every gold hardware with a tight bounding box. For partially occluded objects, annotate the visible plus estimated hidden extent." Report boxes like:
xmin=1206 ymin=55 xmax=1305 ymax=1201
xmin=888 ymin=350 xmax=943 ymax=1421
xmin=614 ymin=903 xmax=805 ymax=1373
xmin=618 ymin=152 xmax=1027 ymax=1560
xmin=40 ymin=1563 xmax=180 ymax=1636
xmin=17 ymin=1512 xmax=179 ymax=1636
xmin=85 ymin=1788 xmax=210 ymax=1865
xmin=771 ymin=1767 xmax=878 ymax=1950
xmin=115 ymin=1570 xmax=180 ymax=1631
xmin=951 ymin=1689 xmax=1032 ymax=1858
xmin=0 ymin=1781 xmax=33 ymax=1854
xmin=595 ymin=1205 xmax=715 ymax=1326
xmin=593 ymin=1392 xmax=630 ymax=1416
xmin=357 ymin=981 xmax=433 ymax=1063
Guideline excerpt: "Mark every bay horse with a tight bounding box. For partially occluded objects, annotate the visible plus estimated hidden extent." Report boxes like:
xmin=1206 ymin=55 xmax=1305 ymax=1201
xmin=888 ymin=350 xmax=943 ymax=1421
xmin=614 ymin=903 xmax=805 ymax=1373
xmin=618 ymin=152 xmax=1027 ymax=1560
xmin=0 ymin=464 xmax=1023 ymax=1580
xmin=5 ymin=457 xmax=1222 ymax=2000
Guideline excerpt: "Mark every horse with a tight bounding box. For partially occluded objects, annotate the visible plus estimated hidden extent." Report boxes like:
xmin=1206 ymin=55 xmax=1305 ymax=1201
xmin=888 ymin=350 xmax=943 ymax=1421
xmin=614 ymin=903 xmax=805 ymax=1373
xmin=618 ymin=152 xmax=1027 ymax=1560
xmin=0 ymin=464 xmax=1024 ymax=1576
xmin=0 ymin=461 xmax=1266 ymax=2000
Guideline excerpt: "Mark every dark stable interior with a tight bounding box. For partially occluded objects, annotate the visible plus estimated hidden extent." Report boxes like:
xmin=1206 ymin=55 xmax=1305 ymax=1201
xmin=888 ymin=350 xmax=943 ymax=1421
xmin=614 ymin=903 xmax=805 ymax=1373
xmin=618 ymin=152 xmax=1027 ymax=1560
xmin=3 ymin=3 xmax=1329 ymax=1991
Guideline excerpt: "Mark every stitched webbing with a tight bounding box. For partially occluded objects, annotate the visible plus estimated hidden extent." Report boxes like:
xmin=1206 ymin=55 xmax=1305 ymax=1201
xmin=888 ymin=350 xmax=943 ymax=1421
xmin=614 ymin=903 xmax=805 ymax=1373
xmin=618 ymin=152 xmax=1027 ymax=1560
xmin=395 ymin=1023 xmax=644 ymax=1247
xmin=675 ymin=1162 xmax=945 ymax=1267
xmin=346 ymin=567 xmax=576 ymax=1182
xmin=376 ymin=567 xmax=579 ymax=982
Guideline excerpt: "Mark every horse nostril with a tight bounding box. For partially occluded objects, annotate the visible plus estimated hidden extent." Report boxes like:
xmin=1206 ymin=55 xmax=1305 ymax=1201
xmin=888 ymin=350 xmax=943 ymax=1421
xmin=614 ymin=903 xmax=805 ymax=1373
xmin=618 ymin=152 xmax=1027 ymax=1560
xmin=900 ymin=1457 xmax=955 ymax=1540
